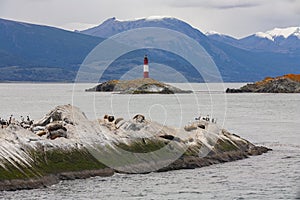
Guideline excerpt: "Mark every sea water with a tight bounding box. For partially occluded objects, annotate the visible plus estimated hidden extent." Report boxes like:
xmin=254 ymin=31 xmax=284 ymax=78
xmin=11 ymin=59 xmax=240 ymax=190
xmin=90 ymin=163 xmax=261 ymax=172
xmin=0 ymin=83 xmax=299 ymax=199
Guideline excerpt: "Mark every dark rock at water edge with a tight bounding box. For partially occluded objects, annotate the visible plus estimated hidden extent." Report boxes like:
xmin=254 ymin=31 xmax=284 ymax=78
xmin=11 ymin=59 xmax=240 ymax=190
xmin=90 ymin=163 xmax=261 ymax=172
xmin=0 ymin=169 xmax=114 ymax=191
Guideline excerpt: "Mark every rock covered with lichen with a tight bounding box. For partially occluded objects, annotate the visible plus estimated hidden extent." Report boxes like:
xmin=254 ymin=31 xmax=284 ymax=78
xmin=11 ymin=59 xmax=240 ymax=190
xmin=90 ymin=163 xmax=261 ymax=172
xmin=226 ymin=74 xmax=300 ymax=93
xmin=0 ymin=105 xmax=270 ymax=191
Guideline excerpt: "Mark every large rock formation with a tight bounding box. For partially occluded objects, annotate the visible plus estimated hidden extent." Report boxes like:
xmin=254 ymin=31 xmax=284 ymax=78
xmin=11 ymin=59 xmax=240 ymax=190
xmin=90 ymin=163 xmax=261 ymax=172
xmin=85 ymin=78 xmax=192 ymax=94
xmin=226 ymin=74 xmax=300 ymax=93
xmin=0 ymin=105 xmax=270 ymax=191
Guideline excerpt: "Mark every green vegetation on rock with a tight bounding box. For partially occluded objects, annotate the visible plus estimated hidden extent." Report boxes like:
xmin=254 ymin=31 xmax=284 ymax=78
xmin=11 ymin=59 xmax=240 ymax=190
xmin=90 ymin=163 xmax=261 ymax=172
xmin=214 ymin=139 xmax=239 ymax=152
xmin=0 ymin=147 xmax=107 ymax=181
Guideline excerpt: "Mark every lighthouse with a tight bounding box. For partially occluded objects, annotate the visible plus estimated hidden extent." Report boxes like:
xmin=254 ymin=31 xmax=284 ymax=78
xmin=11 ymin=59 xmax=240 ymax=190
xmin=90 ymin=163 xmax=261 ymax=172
xmin=143 ymin=55 xmax=149 ymax=78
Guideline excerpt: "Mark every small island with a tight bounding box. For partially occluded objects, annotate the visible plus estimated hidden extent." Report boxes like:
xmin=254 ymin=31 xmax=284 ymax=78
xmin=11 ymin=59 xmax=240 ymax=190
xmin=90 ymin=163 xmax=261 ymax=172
xmin=0 ymin=105 xmax=270 ymax=191
xmin=226 ymin=74 xmax=300 ymax=93
xmin=86 ymin=55 xmax=192 ymax=94
xmin=86 ymin=78 xmax=192 ymax=94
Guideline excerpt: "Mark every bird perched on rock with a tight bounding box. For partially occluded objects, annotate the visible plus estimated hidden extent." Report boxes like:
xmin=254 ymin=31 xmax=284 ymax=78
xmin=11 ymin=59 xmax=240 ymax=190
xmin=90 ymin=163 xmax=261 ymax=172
xmin=8 ymin=115 xmax=13 ymax=125
xmin=133 ymin=114 xmax=145 ymax=123
xmin=26 ymin=116 xmax=33 ymax=125
xmin=108 ymin=116 xmax=115 ymax=122
xmin=103 ymin=114 xmax=115 ymax=123
xmin=0 ymin=117 xmax=8 ymax=128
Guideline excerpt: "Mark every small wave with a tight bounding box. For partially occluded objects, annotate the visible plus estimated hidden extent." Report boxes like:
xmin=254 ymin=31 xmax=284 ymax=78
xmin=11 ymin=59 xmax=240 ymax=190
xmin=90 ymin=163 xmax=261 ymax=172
xmin=178 ymin=191 xmax=202 ymax=194
xmin=282 ymin=156 xmax=295 ymax=159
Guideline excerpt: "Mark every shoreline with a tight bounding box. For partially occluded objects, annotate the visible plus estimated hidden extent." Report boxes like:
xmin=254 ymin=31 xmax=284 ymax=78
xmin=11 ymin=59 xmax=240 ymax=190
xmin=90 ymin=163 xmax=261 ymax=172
xmin=0 ymin=146 xmax=270 ymax=191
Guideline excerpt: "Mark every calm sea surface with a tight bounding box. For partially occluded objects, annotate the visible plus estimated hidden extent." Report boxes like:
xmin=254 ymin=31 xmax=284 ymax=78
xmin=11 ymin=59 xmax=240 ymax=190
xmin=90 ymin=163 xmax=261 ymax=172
xmin=0 ymin=83 xmax=299 ymax=199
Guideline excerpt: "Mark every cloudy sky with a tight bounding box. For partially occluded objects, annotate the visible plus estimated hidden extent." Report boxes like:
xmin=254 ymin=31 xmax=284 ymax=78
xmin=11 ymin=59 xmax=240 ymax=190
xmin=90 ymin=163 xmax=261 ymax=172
xmin=0 ymin=0 xmax=299 ymax=38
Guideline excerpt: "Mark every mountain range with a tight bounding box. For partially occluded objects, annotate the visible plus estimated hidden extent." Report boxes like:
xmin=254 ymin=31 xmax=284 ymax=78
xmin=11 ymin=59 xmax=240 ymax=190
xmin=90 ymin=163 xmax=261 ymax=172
xmin=0 ymin=17 xmax=299 ymax=82
xmin=207 ymin=27 xmax=300 ymax=53
xmin=0 ymin=18 xmax=102 ymax=82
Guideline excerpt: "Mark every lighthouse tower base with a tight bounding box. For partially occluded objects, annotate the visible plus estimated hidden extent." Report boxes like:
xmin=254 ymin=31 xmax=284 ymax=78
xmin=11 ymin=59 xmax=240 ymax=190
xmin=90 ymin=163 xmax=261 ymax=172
xmin=144 ymin=71 xmax=149 ymax=78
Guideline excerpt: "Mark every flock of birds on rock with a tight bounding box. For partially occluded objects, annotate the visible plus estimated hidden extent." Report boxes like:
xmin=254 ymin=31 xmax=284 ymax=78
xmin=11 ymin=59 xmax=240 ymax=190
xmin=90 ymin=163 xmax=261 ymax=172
xmin=195 ymin=115 xmax=217 ymax=124
xmin=0 ymin=112 xmax=216 ymax=140
xmin=0 ymin=115 xmax=33 ymax=129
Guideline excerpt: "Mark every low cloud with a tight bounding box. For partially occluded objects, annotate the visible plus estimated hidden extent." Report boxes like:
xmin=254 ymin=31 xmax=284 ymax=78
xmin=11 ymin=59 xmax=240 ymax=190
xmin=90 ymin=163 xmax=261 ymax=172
xmin=167 ymin=0 xmax=262 ymax=9
xmin=213 ymin=3 xmax=260 ymax=9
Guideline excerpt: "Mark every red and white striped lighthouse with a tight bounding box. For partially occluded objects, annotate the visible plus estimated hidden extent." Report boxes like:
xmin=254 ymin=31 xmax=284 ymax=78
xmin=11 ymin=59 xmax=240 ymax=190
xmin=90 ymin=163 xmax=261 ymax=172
xmin=143 ymin=55 xmax=149 ymax=78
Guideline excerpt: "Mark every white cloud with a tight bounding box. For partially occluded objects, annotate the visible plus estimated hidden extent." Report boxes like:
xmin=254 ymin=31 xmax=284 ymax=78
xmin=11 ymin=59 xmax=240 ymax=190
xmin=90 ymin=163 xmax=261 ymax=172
xmin=0 ymin=0 xmax=299 ymax=38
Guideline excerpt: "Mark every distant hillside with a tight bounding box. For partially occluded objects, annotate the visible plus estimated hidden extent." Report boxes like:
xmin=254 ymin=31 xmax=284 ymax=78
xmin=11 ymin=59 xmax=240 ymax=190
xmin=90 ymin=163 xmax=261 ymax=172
xmin=0 ymin=18 xmax=103 ymax=82
xmin=81 ymin=17 xmax=300 ymax=82
xmin=0 ymin=17 xmax=299 ymax=82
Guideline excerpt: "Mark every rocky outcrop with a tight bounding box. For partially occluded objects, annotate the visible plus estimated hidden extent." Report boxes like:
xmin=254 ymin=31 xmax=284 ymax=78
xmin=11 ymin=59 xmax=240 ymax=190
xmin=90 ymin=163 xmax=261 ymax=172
xmin=226 ymin=74 xmax=300 ymax=93
xmin=85 ymin=78 xmax=192 ymax=94
xmin=0 ymin=105 xmax=270 ymax=191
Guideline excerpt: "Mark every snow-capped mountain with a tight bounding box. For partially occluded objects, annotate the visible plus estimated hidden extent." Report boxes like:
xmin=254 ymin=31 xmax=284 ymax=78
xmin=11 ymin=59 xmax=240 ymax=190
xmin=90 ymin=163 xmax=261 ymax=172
xmin=81 ymin=16 xmax=213 ymax=82
xmin=81 ymin=16 xmax=208 ymax=42
xmin=80 ymin=17 xmax=299 ymax=82
xmin=205 ymin=31 xmax=240 ymax=46
xmin=240 ymin=27 xmax=300 ymax=52
xmin=207 ymin=27 xmax=300 ymax=52
xmin=255 ymin=27 xmax=300 ymax=41
xmin=83 ymin=17 xmax=300 ymax=53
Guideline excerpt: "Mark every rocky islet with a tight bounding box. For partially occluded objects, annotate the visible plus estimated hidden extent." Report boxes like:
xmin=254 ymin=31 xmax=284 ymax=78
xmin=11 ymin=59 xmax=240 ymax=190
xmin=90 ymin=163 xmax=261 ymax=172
xmin=85 ymin=78 xmax=192 ymax=94
xmin=226 ymin=74 xmax=300 ymax=93
xmin=0 ymin=105 xmax=270 ymax=191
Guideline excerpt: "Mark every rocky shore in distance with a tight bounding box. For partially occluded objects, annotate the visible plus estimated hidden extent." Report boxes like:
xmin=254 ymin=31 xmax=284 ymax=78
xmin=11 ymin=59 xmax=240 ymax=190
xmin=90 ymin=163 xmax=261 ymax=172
xmin=226 ymin=74 xmax=300 ymax=93
xmin=0 ymin=105 xmax=270 ymax=191
xmin=85 ymin=78 xmax=192 ymax=94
